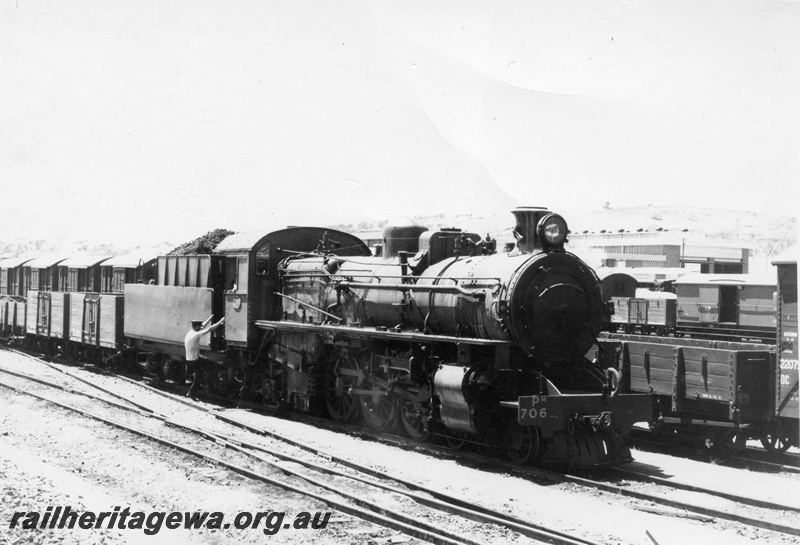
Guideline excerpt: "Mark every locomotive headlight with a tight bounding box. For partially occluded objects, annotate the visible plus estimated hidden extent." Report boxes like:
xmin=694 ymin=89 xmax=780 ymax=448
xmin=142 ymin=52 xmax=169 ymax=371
xmin=538 ymin=213 xmax=568 ymax=248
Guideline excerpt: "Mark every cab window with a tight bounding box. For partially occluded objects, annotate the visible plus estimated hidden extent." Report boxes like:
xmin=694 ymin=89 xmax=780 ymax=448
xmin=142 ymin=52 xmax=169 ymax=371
xmin=256 ymin=242 xmax=270 ymax=276
xmin=225 ymin=257 xmax=238 ymax=292
xmin=226 ymin=257 xmax=248 ymax=292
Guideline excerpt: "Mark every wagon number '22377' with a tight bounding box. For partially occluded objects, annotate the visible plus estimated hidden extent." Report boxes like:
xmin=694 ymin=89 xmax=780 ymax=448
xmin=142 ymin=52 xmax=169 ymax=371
xmin=780 ymin=359 xmax=799 ymax=371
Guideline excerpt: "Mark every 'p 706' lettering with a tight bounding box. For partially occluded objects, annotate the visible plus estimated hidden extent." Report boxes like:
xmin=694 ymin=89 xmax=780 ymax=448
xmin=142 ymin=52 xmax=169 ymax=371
xmin=520 ymin=407 xmax=548 ymax=420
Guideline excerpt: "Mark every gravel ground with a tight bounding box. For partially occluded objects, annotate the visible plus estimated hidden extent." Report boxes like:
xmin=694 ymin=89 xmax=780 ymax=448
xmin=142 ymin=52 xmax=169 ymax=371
xmin=227 ymin=410 xmax=800 ymax=545
xmin=0 ymin=390 xmax=395 ymax=545
xmin=1 ymin=348 xmax=799 ymax=545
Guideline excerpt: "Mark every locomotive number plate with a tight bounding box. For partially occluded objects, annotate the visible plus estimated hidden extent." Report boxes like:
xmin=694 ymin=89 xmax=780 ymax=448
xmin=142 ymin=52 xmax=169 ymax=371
xmin=518 ymin=396 xmax=550 ymax=424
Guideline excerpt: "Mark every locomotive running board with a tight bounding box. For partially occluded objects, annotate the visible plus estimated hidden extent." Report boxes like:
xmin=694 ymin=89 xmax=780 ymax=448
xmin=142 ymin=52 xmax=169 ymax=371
xmin=254 ymin=320 xmax=512 ymax=347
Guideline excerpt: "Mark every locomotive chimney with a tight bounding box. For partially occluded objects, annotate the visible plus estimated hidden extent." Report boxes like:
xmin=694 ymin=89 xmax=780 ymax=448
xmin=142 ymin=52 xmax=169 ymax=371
xmin=511 ymin=207 xmax=550 ymax=253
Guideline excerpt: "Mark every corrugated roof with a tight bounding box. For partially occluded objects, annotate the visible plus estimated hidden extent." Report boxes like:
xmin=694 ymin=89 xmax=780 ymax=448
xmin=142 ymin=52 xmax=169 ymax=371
xmin=772 ymin=246 xmax=797 ymax=266
xmin=102 ymin=254 xmax=158 ymax=268
xmin=59 ymin=255 xmax=113 ymax=269
xmin=24 ymin=255 xmax=70 ymax=269
xmin=594 ymin=267 xmax=688 ymax=283
xmin=0 ymin=257 xmax=35 ymax=269
xmin=675 ymin=273 xmax=775 ymax=286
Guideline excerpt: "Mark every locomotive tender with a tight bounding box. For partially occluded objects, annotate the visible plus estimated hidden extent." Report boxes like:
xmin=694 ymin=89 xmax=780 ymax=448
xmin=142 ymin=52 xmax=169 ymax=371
xmin=1 ymin=208 xmax=652 ymax=467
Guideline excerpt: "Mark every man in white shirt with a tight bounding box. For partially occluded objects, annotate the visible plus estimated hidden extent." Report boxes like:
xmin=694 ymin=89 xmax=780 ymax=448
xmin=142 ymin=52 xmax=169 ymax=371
xmin=185 ymin=315 xmax=225 ymax=399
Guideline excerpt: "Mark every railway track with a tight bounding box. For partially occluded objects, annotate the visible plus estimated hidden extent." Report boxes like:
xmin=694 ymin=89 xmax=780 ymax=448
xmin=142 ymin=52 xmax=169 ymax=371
xmin=629 ymin=429 xmax=800 ymax=475
xmin=267 ymin=415 xmax=800 ymax=538
xmin=0 ymin=349 xmax=597 ymax=545
xmin=3 ymin=347 xmax=800 ymax=542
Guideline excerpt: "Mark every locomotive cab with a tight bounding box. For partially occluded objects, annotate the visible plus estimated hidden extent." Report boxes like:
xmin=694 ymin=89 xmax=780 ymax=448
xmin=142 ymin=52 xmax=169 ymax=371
xmin=124 ymin=227 xmax=370 ymax=388
xmin=215 ymin=228 xmax=373 ymax=347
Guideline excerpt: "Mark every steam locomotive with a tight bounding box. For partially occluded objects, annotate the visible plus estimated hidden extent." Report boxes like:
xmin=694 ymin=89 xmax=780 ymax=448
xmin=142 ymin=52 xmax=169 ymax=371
xmin=1 ymin=208 xmax=652 ymax=467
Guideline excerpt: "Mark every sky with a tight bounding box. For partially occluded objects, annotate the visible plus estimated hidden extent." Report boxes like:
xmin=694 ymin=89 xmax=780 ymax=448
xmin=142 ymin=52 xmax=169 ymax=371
xmin=1 ymin=0 xmax=798 ymax=249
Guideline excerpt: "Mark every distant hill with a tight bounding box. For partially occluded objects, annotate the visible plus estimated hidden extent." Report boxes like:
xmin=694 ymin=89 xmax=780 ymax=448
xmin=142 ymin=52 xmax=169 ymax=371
xmin=346 ymin=205 xmax=794 ymax=241
xmin=564 ymin=206 xmax=795 ymax=244
xmin=342 ymin=205 xmax=796 ymax=270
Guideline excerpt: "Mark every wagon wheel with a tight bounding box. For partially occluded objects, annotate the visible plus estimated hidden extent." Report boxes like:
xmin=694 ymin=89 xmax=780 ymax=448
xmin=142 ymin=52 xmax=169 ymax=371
xmin=206 ymin=363 xmax=226 ymax=394
xmin=360 ymin=384 xmax=397 ymax=431
xmin=761 ymin=423 xmax=793 ymax=454
xmin=506 ymin=418 xmax=542 ymax=465
xmin=398 ymin=396 xmax=431 ymax=441
xmin=61 ymin=341 xmax=74 ymax=361
xmin=323 ymin=355 xmax=360 ymax=423
xmin=83 ymin=346 xmax=97 ymax=365
xmin=761 ymin=434 xmax=792 ymax=454
xmin=259 ymin=374 xmax=278 ymax=406
xmin=709 ymin=429 xmax=747 ymax=454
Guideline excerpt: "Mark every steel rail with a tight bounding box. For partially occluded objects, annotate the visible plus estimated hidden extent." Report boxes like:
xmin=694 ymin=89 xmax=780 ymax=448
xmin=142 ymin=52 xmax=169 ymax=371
xmin=606 ymin=466 xmax=800 ymax=513
xmin=259 ymin=409 xmax=800 ymax=539
xmin=176 ymin=392 xmax=800 ymax=540
xmin=8 ymin=347 xmax=799 ymax=539
xmin=4 ymin=349 xmax=169 ymax=416
xmin=75 ymin=369 xmax=598 ymax=545
xmin=0 ymin=378 xmax=474 ymax=545
xmin=0 ymin=365 xmax=152 ymax=416
xmin=0 ymin=353 xmax=594 ymax=545
xmin=630 ymin=432 xmax=800 ymax=475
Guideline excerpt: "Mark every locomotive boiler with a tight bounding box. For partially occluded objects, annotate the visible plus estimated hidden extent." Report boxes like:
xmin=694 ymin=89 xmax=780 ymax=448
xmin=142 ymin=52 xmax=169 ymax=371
xmin=257 ymin=207 xmax=651 ymax=467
